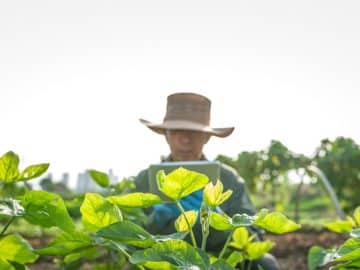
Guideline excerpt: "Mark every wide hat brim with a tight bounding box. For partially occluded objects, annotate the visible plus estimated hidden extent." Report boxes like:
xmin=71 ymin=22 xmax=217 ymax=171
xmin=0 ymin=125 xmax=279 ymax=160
xmin=140 ymin=118 xmax=234 ymax=138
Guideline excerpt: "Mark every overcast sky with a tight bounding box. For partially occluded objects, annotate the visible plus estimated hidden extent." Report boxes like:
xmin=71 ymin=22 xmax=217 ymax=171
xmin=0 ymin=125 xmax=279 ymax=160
xmin=1 ymin=1 xmax=359 ymax=186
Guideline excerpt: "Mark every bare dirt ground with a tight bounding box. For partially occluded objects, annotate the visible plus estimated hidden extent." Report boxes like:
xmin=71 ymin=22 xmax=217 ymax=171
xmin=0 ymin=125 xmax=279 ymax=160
xmin=28 ymin=230 xmax=346 ymax=270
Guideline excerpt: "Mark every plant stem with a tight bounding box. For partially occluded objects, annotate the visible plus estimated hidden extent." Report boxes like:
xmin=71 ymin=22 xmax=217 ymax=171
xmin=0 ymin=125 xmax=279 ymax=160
xmin=246 ymin=260 xmax=252 ymax=270
xmin=200 ymin=205 xmax=210 ymax=251
xmin=176 ymin=202 xmax=197 ymax=248
xmin=219 ymin=230 xmax=234 ymax=259
xmin=0 ymin=216 xmax=15 ymax=236
xmin=111 ymin=241 xmax=145 ymax=270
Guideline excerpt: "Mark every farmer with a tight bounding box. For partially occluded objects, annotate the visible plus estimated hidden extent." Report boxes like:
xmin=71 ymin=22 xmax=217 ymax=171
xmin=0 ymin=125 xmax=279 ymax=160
xmin=134 ymin=92 xmax=279 ymax=270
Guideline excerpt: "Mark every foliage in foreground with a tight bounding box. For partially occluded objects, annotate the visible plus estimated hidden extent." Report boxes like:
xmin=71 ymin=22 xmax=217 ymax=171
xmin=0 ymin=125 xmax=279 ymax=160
xmin=308 ymin=206 xmax=360 ymax=270
xmin=0 ymin=151 xmax=301 ymax=270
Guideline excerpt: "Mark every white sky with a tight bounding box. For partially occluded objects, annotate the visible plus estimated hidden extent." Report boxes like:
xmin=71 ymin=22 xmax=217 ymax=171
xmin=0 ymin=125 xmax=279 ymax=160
xmin=1 ymin=1 xmax=359 ymax=186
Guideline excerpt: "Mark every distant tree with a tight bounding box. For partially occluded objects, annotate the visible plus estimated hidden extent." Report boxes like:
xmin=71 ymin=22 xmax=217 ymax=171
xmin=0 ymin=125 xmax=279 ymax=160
xmin=313 ymin=137 xmax=360 ymax=212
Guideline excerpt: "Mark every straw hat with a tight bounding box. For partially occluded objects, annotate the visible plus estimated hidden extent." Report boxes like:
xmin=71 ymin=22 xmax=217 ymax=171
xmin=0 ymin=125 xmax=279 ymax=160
xmin=140 ymin=92 xmax=234 ymax=138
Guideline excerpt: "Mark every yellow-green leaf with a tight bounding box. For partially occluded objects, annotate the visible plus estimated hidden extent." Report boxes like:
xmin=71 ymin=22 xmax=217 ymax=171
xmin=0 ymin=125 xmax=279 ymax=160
xmin=175 ymin=210 xmax=198 ymax=232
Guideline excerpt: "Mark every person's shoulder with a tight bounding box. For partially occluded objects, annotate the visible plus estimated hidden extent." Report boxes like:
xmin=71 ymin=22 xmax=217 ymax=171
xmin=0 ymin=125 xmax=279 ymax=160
xmin=219 ymin=162 xmax=246 ymax=184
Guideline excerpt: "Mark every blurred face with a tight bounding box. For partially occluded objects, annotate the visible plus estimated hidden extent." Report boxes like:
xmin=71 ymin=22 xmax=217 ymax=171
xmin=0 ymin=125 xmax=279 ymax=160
xmin=165 ymin=129 xmax=211 ymax=161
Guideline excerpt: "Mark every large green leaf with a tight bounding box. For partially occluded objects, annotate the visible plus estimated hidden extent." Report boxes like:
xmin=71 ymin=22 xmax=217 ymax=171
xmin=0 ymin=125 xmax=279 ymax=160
xmin=153 ymin=231 xmax=188 ymax=242
xmin=0 ymin=199 xmax=24 ymax=217
xmin=336 ymin=238 xmax=360 ymax=262
xmin=226 ymin=251 xmax=244 ymax=267
xmin=96 ymin=220 xmax=155 ymax=248
xmin=18 ymin=163 xmax=49 ymax=181
xmin=157 ymin=168 xmax=209 ymax=201
xmin=246 ymin=241 xmax=274 ymax=260
xmin=0 ymin=151 xmax=20 ymax=183
xmin=36 ymin=230 xmax=92 ymax=256
xmin=209 ymin=212 xmax=232 ymax=231
xmin=129 ymin=239 xmax=209 ymax=270
xmin=253 ymin=211 xmax=300 ymax=233
xmin=107 ymin=193 xmax=162 ymax=208
xmin=21 ymin=190 xmax=75 ymax=232
xmin=325 ymin=220 xmax=353 ymax=233
xmin=307 ymin=246 xmax=334 ymax=270
xmin=87 ymin=169 xmax=110 ymax=188
xmin=0 ymin=234 xmax=38 ymax=264
xmin=80 ymin=193 xmax=122 ymax=232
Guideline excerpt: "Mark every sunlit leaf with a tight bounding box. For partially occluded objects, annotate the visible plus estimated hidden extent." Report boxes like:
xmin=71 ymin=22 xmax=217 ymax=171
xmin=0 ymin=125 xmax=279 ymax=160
xmin=107 ymin=193 xmax=162 ymax=208
xmin=21 ymin=190 xmax=75 ymax=232
xmin=203 ymin=180 xmax=232 ymax=207
xmin=254 ymin=211 xmax=301 ymax=233
xmin=88 ymin=169 xmax=110 ymax=188
xmin=246 ymin=241 xmax=274 ymax=260
xmin=0 ymin=234 xmax=38 ymax=264
xmin=157 ymin=168 xmax=209 ymax=201
xmin=209 ymin=212 xmax=232 ymax=231
xmin=325 ymin=220 xmax=353 ymax=233
xmin=175 ymin=210 xmax=198 ymax=232
xmin=18 ymin=163 xmax=49 ymax=181
xmin=0 ymin=151 xmax=20 ymax=183
xmin=80 ymin=193 xmax=122 ymax=232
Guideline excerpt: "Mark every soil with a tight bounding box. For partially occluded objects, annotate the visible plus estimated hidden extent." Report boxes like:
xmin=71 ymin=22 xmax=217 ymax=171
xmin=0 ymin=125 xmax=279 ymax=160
xmin=27 ymin=230 xmax=347 ymax=270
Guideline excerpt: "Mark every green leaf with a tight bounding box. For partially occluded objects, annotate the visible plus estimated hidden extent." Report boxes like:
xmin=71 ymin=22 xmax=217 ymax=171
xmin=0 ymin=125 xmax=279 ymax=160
xmin=0 ymin=234 xmax=38 ymax=264
xmin=36 ymin=230 xmax=92 ymax=256
xmin=229 ymin=227 xmax=250 ymax=250
xmin=157 ymin=168 xmax=209 ymax=201
xmin=107 ymin=193 xmax=162 ymax=208
xmin=18 ymin=163 xmax=49 ymax=181
xmin=142 ymin=261 xmax=177 ymax=270
xmin=63 ymin=247 xmax=99 ymax=263
xmin=336 ymin=238 xmax=360 ymax=262
xmin=0 ymin=199 xmax=24 ymax=217
xmin=226 ymin=251 xmax=245 ymax=267
xmin=153 ymin=231 xmax=188 ymax=242
xmin=0 ymin=258 xmax=14 ymax=270
xmin=307 ymin=246 xmax=333 ymax=270
xmin=231 ymin=213 xmax=255 ymax=227
xmin=209 ymin=212 xmax=233 ymax=231
xmin=129 ymin=239 xmax=209 ymax=270
xmin=254 ymin=212 xmax=301 ymax=234
xmin=203 ymin=180 xmax=232 ymax=207
xmin=210 ymin=259 xmax=234 ymax=270
xmin=0 ymin=151 xmax=20 ymax=183
xmin=87 ymin=169 xmax=110 ymax=188
xmin=325 ymin=220 xmax=353 ymax=233
xmin=80 ymin=193 xmax=122 ymax=232
xmin=96 ymin=220 xmax=155 ymax=248
xmin=353 ymin=206 xmax=360 ymax=226
xmin=246 ymin=241 xmax=274 ymax=260
xmin=175 ymin=210 xmax=198 ymax=232
xmin=21 ymin=190 xmax=75 ymax=232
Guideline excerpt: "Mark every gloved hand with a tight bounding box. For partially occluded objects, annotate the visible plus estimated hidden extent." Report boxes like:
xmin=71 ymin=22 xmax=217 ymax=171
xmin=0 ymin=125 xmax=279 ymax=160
xmin=180 ymin=189 xmax=203 ymax=211
xmin=152 ymin=189 xmax=204 ymax=228
xmin=153 ymin=203 xmax=180 ymax=228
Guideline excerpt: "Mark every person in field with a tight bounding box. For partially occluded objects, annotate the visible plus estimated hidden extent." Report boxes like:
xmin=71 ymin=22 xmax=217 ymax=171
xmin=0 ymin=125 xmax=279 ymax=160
xmin=134 ymin=92 xmax=279 ymax=270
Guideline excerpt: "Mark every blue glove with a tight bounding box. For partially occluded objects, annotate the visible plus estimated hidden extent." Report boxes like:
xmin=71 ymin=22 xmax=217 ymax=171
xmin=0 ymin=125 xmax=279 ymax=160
xmin=180 ymin=189 xmax=203 ymax=211
xmin=153 ymin=189 xmax=204 ymax=228
xmin=153 ymin=203 xmax=180 ymax=228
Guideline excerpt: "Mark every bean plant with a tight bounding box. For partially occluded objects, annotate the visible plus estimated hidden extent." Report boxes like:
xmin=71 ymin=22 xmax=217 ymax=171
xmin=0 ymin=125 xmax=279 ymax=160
xmin=308 ymin=206 xmax=360 ymax=270
xmin=0 ymin=151 xmax=301 ymax=269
